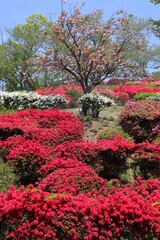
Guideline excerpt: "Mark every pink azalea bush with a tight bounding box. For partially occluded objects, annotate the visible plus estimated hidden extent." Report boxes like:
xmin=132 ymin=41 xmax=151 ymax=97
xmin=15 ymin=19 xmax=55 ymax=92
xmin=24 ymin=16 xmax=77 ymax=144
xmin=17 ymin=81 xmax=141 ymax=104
xmin=119 ymin=99 xmax=160 ymax=143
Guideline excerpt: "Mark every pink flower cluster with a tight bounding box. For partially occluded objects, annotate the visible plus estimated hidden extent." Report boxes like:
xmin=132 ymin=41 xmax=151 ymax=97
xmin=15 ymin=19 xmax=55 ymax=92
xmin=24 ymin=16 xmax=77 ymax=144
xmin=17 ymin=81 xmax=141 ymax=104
xmin=119 ymin=99 xmax=160 ymax=142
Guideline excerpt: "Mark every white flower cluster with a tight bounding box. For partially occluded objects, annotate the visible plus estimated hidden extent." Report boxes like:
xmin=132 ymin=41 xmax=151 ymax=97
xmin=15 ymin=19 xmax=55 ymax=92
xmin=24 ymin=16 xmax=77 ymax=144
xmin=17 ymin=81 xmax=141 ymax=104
xmin=78 ymin=93 xmax=115 ymax=117
xmin=0 ymin=91 xmax=68 ymax=110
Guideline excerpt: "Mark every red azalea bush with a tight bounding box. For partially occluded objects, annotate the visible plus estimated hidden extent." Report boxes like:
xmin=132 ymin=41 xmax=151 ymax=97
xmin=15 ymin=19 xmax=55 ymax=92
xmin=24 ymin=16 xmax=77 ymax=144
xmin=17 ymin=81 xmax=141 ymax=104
xmin=39 ymin=158 xmax=88 ymax=176
xmin=0 ymin=109 xmax=83 ymax=133
xmin=39 ymin=163 xmax=107 ymax=196
xmin=16 ymin=108 xmax=82 ymax=129
xmin=131 ymin=141 xmax=160 ymax=178
xmin=114 ymin=91 xmax=129 ymax=105
xmin=119 ymin=99 xmax=160 ymax=143
xmin=2 ymin=139 xmax=53 ymax=185
xmin=25 ymin=120 xmax=83 ymax=147
xmin=0 ymin=181 xmax=159 ymax=240
xmin=0 ymin=109 xmax=83 ymax=185
xmin=52 ymin=137 xmax=135 ymax=179
xmin=35 ymin=85 xmax=83 ymax=104
xmin=139 ymin=77 xmax=154 ymax=83
xmin=114 ymin=85 xmax=160 ymax=99
xmin=0 ymin=135 xmax=26 ymax=158
xmin=0 ymin=109 xmax=83 ymax=146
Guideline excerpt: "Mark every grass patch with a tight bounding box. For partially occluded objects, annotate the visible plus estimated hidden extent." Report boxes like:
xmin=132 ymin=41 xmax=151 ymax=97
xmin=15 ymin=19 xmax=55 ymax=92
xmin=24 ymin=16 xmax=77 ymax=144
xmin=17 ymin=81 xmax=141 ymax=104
xmin=0 ymin=158 xmax=16 ymax=192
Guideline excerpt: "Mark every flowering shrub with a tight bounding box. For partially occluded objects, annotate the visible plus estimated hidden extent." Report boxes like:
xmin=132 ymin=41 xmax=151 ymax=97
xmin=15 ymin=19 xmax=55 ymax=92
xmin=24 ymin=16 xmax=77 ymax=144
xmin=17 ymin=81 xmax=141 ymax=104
xmin=114 ymin=91 xmax=129 ymax=105
xmin=139 ymin=77 xmax=154 ymax=83
xmin=93 ymin=87 xmax=115 ymax=99
xmin=35 ymin=85 xmax=83 ymax=104
xmin=5 ymin=140 xmax=53 ymax=185
xmin=52 ymin=137 xmax=135 ymax=179
xmin=119 ymin=100 xmax=160 ymax=142
xmin=98 ymin=127 xmax=133 ymax=141
xmin=0 ymin=109 xmax=83 ymax=142
xmin=148 ymin=94 xmax=160 ymax=102
xmin=0 ymin=181 xmax=159 ymax=239
xmin=0 ymin=109 xmax=83 ymax=185
xmin=25 ymin=120 xmax=83 ymax=147
xmin=114 ymin=85 xmax=160 ymax=99
xmin=39 ymin=162 xmax=107 ymax=196
xmin=78 ymin=93 xmax=115 ymax=117
xmin=0 ymin=91 xmax=68 ymax=110
xmin=131 ymin=141 xmax=160 ymax=178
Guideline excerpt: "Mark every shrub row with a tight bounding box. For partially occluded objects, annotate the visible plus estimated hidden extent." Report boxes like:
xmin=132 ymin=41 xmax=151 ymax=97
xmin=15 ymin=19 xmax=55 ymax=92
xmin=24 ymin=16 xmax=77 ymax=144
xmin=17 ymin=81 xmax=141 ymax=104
xmin=0 ymin=178 xmax=159 ymax=239
xmin=0 ymin=91 xmax=68 ymax=110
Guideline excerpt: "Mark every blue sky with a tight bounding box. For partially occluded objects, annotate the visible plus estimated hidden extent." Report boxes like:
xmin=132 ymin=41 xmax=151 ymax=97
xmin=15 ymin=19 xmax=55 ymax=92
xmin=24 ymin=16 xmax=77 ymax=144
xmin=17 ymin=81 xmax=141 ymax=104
xmin=0 ymin=0 xmax=160 ymax=42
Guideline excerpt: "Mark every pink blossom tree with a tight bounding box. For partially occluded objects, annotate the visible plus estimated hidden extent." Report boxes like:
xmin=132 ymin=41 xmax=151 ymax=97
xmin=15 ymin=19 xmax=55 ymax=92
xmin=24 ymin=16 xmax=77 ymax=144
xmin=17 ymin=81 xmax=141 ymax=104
xmin=39 ymin=8 xmax=145 ymax=95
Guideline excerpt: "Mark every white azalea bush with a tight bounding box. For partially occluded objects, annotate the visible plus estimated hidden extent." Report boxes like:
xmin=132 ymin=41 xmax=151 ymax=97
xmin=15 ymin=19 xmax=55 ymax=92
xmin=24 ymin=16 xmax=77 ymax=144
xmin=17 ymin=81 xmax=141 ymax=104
xmin=78 ymin=93 xmax=115 ymax=117
xmin=0 ymin=91 xmax=68 ymax=110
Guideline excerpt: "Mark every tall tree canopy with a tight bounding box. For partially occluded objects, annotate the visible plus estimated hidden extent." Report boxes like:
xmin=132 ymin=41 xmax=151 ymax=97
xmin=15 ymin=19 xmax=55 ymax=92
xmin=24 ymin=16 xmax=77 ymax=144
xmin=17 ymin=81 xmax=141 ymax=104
xmin=39 ymin=8 xmax=148 ymax=94
xmin=0 ymin=14 xmax=49 ymax=91
xmin=150 ymin=0 xmax=160 ymax=4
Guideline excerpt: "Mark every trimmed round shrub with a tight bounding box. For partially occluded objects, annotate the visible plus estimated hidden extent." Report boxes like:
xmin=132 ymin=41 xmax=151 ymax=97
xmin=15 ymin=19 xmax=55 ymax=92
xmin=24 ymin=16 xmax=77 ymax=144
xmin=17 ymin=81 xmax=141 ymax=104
xmin=114 ymin=92 xmax=129 ymax=105
xmin=39 ymin=162 xmax=107 ymax=196
xmin=0 ymin=109 xmax=83 ymax=142
xmin=52 ymin=137 xmax=135 ymax=179
xmin=98 ymin=127 xmax=133 ymax=141
xmin=78 ymin=93 xmax=115 ymax=117
xmin=131 ymin=141 xmax=160 ymax=178
xmin=5 ymin=140 xmax=53 ymax=185
xmin=93 ymin=87 xmax=115 ymax=99
xmin=118 ymin=99 xmax=160 ymax=143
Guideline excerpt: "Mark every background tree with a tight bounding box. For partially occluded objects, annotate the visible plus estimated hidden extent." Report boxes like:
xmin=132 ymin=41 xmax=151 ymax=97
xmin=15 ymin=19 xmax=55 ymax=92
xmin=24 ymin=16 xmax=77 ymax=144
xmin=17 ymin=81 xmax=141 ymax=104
xmin=40 ymin=8 xmax=147 ymax=96
xmin=0 ymin=14 xmax=49 ymax=91
xmin=114 ymin=16 xmax=156 ymax=78
xmin=150 ymin=0 xmax=160 ymax=4
xmin=126 ymin=42 xmax=160 ymax=77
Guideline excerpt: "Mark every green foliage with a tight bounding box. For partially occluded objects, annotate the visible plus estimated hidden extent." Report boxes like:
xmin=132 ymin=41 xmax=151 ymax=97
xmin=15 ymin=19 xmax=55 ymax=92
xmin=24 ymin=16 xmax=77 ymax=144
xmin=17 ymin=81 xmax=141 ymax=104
xmin=66 ymin=88 xmax=83 ymax=108
xmin=134 ymin=92 xmax=160 ymax=100
xmin=0 ymin=103 xmax=15 ymax=115
xmin=152 ymin=71 xmax=160 ymax=80
xmin=0 ymin=14 xmax=50 ymax=91
xmin=98 ymin=126 xmax=133 ymax=141
xmin=150 ymin=0 xmax=160 ymax=4
xmin=0 ymin=158 xmax=16 ymax=192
